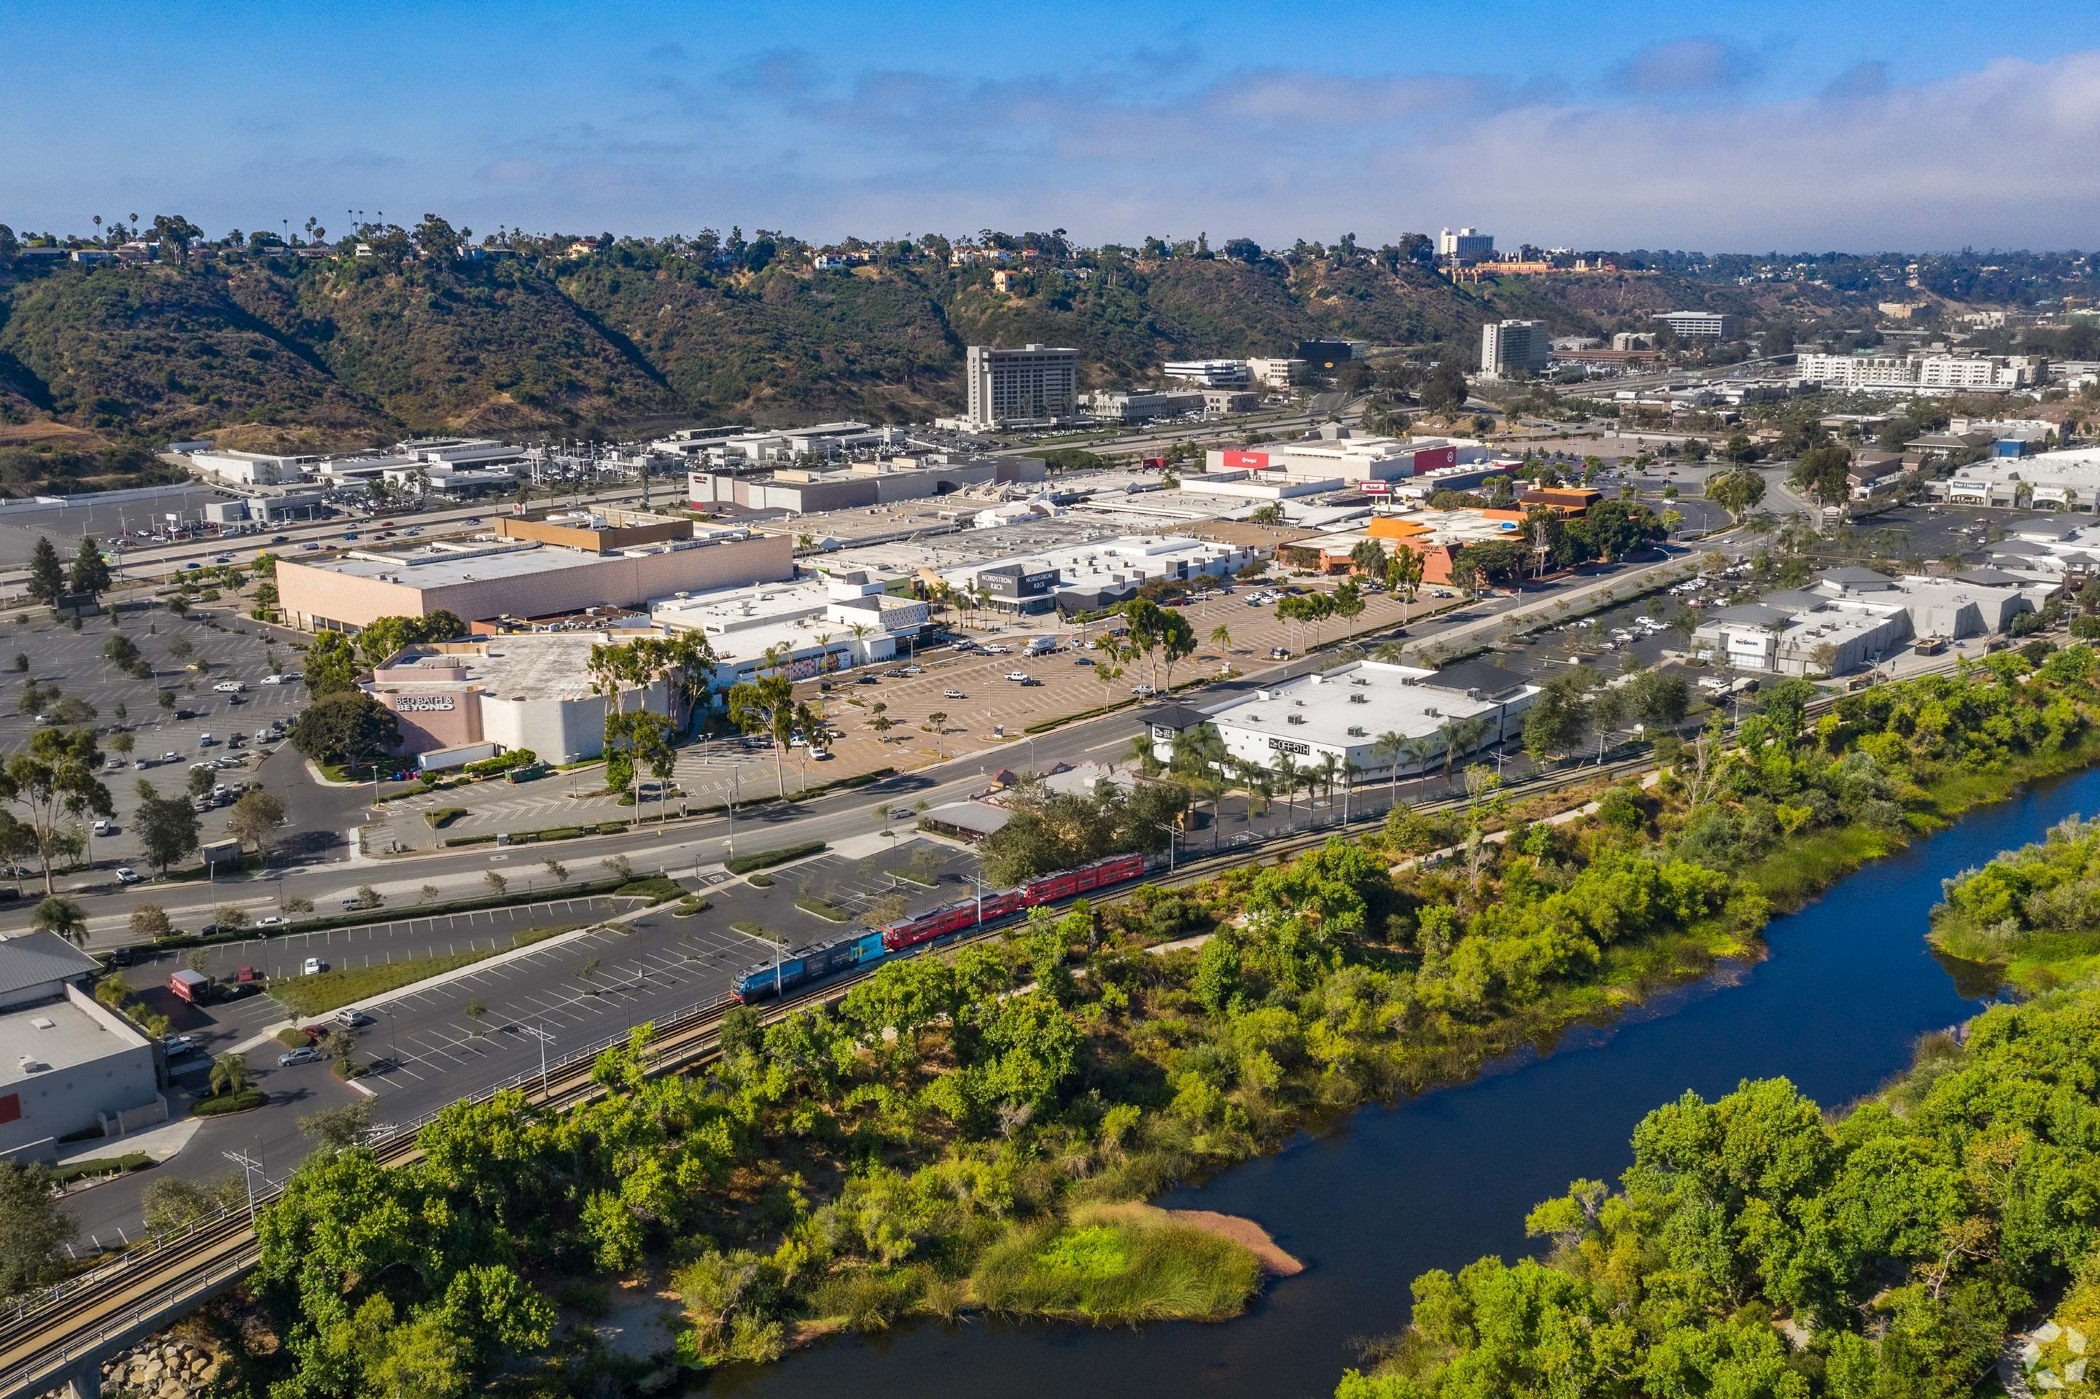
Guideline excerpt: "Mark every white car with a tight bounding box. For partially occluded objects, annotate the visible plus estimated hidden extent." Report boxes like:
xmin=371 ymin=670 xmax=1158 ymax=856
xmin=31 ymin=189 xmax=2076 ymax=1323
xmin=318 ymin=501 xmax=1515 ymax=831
xmin=197 ymin=734 xmax=217 ymax=747
xmin=334 ymin=1007 xmax=371 ymax=1027
xmin=259 ymin=674 xmax=290 ymax=686
xmin=91 ymin=819 xmax=113 ymax=837
xmin=1005 ymin=670 xmax=1029 ymax=682
xmin=212 ymin=681 xmax=245 ymax=694
xmin=1132 ymin=684 xmax=1157 ymax=698
xmin=114 ymin=866 xmax=141 ymax=885
xmin=302 ymin=956 xmax=328 ymax=976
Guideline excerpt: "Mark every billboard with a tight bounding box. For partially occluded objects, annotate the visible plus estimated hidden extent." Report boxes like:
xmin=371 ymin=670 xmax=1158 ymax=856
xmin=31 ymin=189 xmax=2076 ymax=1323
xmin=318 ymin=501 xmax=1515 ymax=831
xmin=1221 ymin=450 xmax=1271 ymax=470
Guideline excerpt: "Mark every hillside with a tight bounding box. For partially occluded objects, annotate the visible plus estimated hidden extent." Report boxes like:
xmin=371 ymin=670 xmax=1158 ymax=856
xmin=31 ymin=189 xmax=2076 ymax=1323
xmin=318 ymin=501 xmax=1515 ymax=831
xmin=0 ymin=237 xmax=1778 ymax=487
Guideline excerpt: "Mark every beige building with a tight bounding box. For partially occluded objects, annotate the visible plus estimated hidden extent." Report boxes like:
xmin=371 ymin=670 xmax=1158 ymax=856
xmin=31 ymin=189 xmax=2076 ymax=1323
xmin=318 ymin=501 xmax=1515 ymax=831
xmin=277 ymin=530 xmax=793 ymax=632
xmin=365 ymin=635 xmax=677 ymax=764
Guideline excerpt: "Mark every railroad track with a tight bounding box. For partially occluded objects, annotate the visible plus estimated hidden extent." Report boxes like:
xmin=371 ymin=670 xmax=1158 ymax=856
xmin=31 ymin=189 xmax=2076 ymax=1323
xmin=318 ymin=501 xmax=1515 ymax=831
xmin=0 ymin=747 xmax=1664 ymax=1397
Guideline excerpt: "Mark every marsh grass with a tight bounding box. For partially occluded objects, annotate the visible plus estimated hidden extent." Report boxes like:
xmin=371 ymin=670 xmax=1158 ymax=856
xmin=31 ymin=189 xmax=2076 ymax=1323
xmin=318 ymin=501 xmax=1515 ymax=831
xmin=969 ymin=1204 xmax=1262 ymax=1323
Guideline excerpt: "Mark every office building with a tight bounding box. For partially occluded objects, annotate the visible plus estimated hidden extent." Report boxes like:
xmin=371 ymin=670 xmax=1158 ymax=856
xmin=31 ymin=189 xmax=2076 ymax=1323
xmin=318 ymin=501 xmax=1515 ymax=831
xmin=1480 ymin=320 xmax=1550 ymax=378
xmin=1247 ymin=358 xmax=1305 ymax=391
xmin=1690 ymin=568 xmax=2051 ymax=676
xmin=276 ymin=520 xmax=794 ymax=632
xmin=965 ymin=344 xmax=1080 ymax=429
xmin=689 ymin=454 xmax=1045 ymax=514
xmin=1437 ymin=227 xmax=1495 ymax=265
xmin=1083 ymin=390 xmax=1206 ymax=423
xmin=0 ymin=933 xmax=163 ymax=1163
xmin=1206 ymin=659 xmax=1538 ymax=780
xmin=1297 ymin=340 xmax=1371 ymax=370
xmin=1162 ymin=359 xmax=1252 ymax=387
xmin=1654 ymin=311 xmax=1738 ymax=341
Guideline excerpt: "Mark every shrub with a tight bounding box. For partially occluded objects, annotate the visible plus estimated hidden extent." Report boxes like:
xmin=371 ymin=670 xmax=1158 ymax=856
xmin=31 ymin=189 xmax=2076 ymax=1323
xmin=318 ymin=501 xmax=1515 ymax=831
xmin=193 ymin=1088 xmax=267 ymax=1116
xmin=48 ymin=1152 xmax=152 ymax=1185
xmin=424 ymin=807 xmax=468 ymax=829
xmin=725 ymin=841 xmax=827 ymax=875
xmin=612 ymin=876 xmax=683 ymax=902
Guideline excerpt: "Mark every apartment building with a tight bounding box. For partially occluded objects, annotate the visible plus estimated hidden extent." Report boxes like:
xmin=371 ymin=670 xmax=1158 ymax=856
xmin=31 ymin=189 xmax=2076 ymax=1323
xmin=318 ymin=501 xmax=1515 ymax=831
xmin=1437 ymin=227 xmax=1495 ymax=264
xmin=1797 ymin=353 xmax=2046 ymax=393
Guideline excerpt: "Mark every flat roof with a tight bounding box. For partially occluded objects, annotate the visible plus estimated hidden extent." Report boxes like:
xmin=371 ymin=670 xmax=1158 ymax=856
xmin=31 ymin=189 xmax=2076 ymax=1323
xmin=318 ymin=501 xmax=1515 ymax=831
xmin=0 ymin=994 xmax=148 ymax=1090
xmin=1209 ymin=660 xmax=1537 ymax=749
xmin=381 ymin=633 xmax=635 ymax=703
xmin=303 ymin=534 xmax=755 ymax=588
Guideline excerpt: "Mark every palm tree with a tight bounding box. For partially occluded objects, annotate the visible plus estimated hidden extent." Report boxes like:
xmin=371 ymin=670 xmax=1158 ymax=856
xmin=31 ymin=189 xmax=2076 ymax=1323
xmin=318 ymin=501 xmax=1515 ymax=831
xmin=1209 ymin=623 xmax=1232 ymax=654
xmin=1438 ymin=716 xmax=1490 ymax=794
xmin=1315 ymin=752 xmax=1341 ymax=812
xmin=1372 ymin=731 xmax=1409 ymax=808
xmin=1274 ymin=753 xmax=1301 ymax=829
xmin=31 ymin=895 xmax=86 ymax=947
xmin=209 ymin=1053 xmax=251 ymax=1099
xmin=923 ymin=711 xmax=949 ymax=758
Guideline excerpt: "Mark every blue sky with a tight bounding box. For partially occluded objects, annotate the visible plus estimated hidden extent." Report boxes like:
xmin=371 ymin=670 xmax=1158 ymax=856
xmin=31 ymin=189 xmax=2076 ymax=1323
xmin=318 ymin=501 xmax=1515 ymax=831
xmin=5 ymin=0 xmax=2100 ymax=251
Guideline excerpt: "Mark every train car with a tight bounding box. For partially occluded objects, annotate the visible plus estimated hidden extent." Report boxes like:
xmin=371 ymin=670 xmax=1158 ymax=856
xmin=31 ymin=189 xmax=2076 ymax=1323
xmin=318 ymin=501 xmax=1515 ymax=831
xmin=882 ymin=901 xmax=980 ymax=953
xmin=733 ymin=928 xmax=886 ymax=1002
xmin=881 ymin=853 xmax=1155 ymax=952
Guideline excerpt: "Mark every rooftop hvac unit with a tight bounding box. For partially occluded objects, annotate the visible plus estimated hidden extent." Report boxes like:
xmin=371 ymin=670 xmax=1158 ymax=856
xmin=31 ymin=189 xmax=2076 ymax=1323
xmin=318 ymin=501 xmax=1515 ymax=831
xmin=1348 ymin=725 xmax=1367 ymax=737
xmin=1288 ymin=714 xmax=1306 ymax=725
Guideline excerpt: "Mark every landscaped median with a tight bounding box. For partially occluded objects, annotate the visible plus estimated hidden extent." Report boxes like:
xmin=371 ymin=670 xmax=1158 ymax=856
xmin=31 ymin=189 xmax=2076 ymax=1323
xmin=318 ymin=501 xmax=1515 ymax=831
xmin=725 ymin=841 xmax=828 ymax=876
xmin=270 ymin=924 xmax=583 ymax=1017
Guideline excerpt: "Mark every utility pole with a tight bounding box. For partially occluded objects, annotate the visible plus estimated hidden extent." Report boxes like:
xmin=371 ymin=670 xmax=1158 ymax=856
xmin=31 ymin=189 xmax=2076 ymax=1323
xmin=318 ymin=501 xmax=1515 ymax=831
xmin=223 ymin=1149 xmax=263 ymax=1225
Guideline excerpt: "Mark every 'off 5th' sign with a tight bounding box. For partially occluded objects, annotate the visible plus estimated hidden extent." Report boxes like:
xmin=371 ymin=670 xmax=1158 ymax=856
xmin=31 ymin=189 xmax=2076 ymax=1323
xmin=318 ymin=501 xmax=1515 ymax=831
xmin=394 ymin=695 xmax=457 ymax=713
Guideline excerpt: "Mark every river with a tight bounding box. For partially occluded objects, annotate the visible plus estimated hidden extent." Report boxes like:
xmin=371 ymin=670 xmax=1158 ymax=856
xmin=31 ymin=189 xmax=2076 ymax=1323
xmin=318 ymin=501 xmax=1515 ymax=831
xmin=712 ymin=767 xmax=2096 ymax=1399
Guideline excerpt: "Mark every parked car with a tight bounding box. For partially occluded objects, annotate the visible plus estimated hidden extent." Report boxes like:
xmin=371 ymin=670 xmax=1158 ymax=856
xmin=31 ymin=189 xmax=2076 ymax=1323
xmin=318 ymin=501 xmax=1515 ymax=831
xmin=213 ymin=680 xmax=245 ymax=694
xmin=278 ymin=1047 xmax=321 ymax=1067
xmin=91 ymin=818 xmax=113 ymax=836
xmin=197 ymin=734 xmax=217 ymax=747
xmin=943 ymin=688 xmax=966 ymax=699
xmin=302 ymin=956 xmax=328 ymax=976
xmin=160 ymin=751 xmax=180 ymax=764
xmin=133 ymin=758 xmax=151 ymax=771
xmin=1270 ymin=647 xmax=1291 ymax=659
xmin=1132 ymin=684 xmax=1157 ymax=698
xmin=1005 ymin=670 xmax=1029 ymax=682
xmin=334 ymin=1007 xmax=372 ymax=1028
xmin=114 ymin=866 xmax=141 ymax=885
xmin=163 ymin=1034 xmax=199 ymax=1057
xmin=1074 ymin=656 xmax=1096 ymax=666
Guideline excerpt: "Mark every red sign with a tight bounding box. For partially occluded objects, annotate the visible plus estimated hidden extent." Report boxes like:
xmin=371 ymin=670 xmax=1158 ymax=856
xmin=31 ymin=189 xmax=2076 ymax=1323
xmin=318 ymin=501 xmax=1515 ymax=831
xmin=1222 ymin=450 xmax=1270 ymax=470
xmin=1406 ymin=445 xmax=1457 ymax=474
xmin=1361 ymin=480 xmax=1390 ymax=495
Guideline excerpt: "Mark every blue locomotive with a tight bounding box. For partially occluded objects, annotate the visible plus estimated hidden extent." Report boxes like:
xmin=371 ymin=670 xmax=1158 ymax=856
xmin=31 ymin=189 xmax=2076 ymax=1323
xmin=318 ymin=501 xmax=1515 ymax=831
xmin=731 ymin=928 xmax=887 ymax=1002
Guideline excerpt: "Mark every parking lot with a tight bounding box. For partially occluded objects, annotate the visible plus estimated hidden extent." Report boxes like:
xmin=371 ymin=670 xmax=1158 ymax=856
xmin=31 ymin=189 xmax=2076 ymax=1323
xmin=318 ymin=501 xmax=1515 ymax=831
xmin=0 ymin=603 xmax=309 ymax=876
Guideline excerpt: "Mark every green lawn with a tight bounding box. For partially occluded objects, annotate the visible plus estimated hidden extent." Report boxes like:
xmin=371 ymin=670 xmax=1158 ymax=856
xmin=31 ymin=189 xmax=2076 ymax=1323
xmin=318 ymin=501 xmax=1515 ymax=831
xmin=272 ymin=925 xmax=578 ymax=1016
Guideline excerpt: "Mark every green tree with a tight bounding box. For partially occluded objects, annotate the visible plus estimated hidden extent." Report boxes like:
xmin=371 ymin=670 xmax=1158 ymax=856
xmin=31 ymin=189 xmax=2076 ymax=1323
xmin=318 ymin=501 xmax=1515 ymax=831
xmin=0 ymin=730 xmax=113 ymax=894
xmin=133 ymin=790 xmax=200 ymax=873
xmin=1522 ymin=672 xmax=1593 ymax=763
xmin=67 ymin=537 xmax=111 ymax=597
xmin=227 ymin=788 xmax=287 ymax=858
xmin=0 ymin=1160 xmax=75 ymax=1298
xmin=303 ymin=630 xmax=362 ymax=699
xmin=290 ymin=692 xmax=401 ymax=773
xmin=30 ymin=895 xmax=85 ymax=946
xmin=727 ymin=658 xmax=796 ymax=798
xmin=25 ymin=536 xmax=64 ymax=607
xmin=209 ymin=1052 xmax=252 ymax=1098
xmin=1791 ymin=444 xmax=1853 ymax=513
xmin=1706 ymin=467 xmax=1766 ymax=521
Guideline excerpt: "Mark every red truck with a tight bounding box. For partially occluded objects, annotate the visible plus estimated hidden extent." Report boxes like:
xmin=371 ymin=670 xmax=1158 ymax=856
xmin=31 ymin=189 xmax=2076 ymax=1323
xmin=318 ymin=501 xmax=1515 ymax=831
xmin=168 ymin=969 xmax=212 ymax=1005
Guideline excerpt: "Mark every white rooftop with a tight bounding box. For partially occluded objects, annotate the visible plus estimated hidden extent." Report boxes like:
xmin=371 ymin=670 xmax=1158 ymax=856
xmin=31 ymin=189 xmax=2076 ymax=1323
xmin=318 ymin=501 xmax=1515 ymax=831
xmin=0 ymin=994 xmax=149 ymax=1090
xmin=1210 ymin=659 xmax=1538 ymax=750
